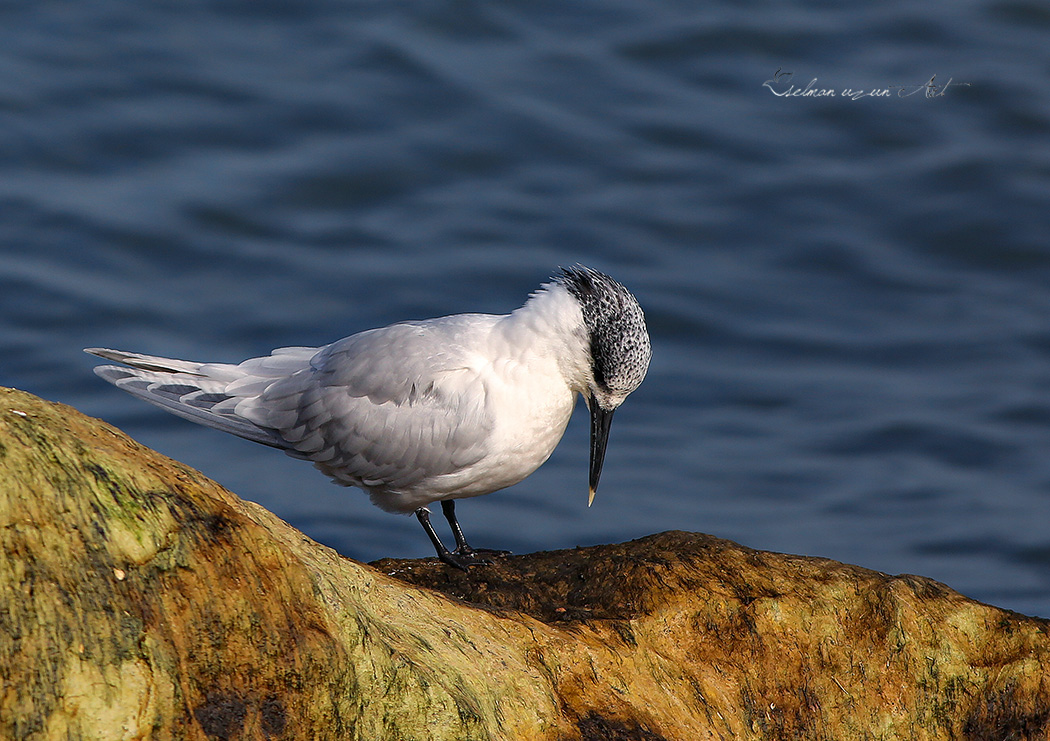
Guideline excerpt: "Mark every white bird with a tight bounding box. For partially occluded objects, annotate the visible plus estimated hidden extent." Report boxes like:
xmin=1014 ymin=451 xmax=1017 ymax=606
xmin=86 ymin=266 xmax=651 ymax=570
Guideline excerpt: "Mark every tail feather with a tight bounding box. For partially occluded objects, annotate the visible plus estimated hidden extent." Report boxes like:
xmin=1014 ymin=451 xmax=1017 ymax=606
xmin=84 ymin=348 xmax=209 ymax=376
xmin=86 ymin=347 xmax=314 ymax=450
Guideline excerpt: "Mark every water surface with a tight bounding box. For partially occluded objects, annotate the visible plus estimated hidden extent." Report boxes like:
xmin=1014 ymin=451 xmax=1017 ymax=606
xmin=3 ymin=0 xmax=1050 ymax=615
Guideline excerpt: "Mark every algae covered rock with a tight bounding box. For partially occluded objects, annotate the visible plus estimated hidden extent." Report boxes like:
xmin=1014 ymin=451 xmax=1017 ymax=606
xmin=2 ymin=386 xmax=1050 ymax=740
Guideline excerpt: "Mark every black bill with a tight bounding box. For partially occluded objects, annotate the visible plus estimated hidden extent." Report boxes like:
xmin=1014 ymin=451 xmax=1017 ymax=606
xmin=588 ymin=397 xmax=615 ymax=506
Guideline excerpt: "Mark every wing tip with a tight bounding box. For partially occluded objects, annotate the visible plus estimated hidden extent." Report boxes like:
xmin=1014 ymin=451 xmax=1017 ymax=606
xmin=85 ymin=347 xmax=129 ymax=364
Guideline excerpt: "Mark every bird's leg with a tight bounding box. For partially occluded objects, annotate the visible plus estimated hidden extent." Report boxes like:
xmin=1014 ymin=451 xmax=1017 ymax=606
xmin=415 ymin=506 xmax=474 ymax=571
xmin=441 ymin=500 xmax=511 ymax=559
xmin=441 ymin=499 xmax=474 ymax=554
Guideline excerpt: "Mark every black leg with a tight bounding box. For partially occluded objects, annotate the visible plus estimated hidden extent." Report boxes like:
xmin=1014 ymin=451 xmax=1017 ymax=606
xmin=414 ymin=503 xmax=511 ymax=571
xmin=441 ymin=500 xmax=511 ymax=560
xmin=415 ymin=506 xmax=471 ymax=571
xmin=441 ymin=500 xmax=473 ymax=554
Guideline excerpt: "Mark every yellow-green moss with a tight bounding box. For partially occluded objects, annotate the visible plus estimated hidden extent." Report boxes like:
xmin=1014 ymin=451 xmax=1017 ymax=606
xmin=3 ymin=387 xmax=1050 ymax=740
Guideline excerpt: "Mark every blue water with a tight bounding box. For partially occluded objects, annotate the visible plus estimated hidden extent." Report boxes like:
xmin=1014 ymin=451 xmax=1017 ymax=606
xmin=3 ymin=0 xmax=1050 ymax=616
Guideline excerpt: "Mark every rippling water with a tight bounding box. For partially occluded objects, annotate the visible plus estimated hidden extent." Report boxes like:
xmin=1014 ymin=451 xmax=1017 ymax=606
xmin=3 ymin=0 xmax=1050 ymax=615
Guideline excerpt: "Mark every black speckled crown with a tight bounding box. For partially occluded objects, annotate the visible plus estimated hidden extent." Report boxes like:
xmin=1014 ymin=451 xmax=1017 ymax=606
xmin=556 ymin=266 xmax=652 ymax=397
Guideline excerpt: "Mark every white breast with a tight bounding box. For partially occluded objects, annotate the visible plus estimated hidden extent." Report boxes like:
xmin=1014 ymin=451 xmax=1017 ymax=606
xmin=362 ymin=284 xmax=590 ymax=513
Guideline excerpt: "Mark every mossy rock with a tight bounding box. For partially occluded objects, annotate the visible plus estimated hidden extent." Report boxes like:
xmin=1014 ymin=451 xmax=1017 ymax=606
xmin=2 ymin=387 xmax=1049 ymax=740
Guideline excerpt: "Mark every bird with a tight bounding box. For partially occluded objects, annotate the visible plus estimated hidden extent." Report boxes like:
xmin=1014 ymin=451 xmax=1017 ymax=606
xmin=86 ymin=266 xmax=651 ymax=570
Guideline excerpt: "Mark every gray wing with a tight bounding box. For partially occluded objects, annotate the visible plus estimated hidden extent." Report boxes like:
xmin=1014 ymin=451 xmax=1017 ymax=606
xmin=234 ymin=319 xmax=496 ymax=492
xmin=86 ymin=346 xmax=318 ymax=448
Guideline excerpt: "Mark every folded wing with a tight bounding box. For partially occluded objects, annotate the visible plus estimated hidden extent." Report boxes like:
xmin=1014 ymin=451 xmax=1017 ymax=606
xmin=86 ymin=319 xmax=494 ymax=498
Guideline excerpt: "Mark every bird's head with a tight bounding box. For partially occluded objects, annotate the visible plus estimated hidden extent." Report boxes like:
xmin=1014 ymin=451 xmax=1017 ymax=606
xmin=556 ymin=266 xmax=651 ymax=505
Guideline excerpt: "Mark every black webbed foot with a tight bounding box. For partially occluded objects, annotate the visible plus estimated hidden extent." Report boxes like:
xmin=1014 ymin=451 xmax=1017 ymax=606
xmin=440 ymin=548 xmax=494 ymax=570
xmin=454 ymin=546 xmax=511 ymax=559
xmin=439 ymin=500 xmax=510 ymax=564
xmin=416 ymin=505 xmax=506 ymax=572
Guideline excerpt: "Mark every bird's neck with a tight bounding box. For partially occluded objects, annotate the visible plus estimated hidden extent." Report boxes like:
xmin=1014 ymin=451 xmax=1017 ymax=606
xmin=501 ymin=283 xmax=592 ymax=395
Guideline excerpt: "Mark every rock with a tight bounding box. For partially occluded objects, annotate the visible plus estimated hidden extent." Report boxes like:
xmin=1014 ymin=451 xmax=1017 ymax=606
xmin=2 ymin=386 xmax=1049 ymax=740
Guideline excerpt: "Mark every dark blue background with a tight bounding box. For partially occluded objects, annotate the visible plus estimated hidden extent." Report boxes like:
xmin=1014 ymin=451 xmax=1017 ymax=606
xmin=3 ymin=0 xmax=1050 ymax=615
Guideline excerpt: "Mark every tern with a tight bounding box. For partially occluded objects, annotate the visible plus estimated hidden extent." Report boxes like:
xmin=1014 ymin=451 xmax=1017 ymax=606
xmin=86 ymin=266 xmax=651 ymax=570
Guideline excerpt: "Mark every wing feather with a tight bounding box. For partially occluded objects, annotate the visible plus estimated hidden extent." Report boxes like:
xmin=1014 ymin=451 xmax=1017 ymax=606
xmin=254 ymin=318 xmax=496 ymax=493
xmin=88 ymin=317 xmax=497 ymax=500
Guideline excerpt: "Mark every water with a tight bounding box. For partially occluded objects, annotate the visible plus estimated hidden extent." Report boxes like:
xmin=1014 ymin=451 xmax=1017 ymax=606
xmin=3 ymin=0 xmax=1050 ymax=616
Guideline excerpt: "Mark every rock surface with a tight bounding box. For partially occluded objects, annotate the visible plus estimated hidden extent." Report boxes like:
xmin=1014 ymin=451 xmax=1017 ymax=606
xmin=2 ymin=386 xmax=1050 ymax=740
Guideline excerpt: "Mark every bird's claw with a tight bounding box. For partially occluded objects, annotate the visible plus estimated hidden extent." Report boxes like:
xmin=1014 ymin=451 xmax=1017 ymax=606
xmin=439 ymin=550 xmax=492 ymax=571
xmin=456 ymin=546 xmax=511 ymax=558
xmin=438 ymin=546 xmax=511 ymax=571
